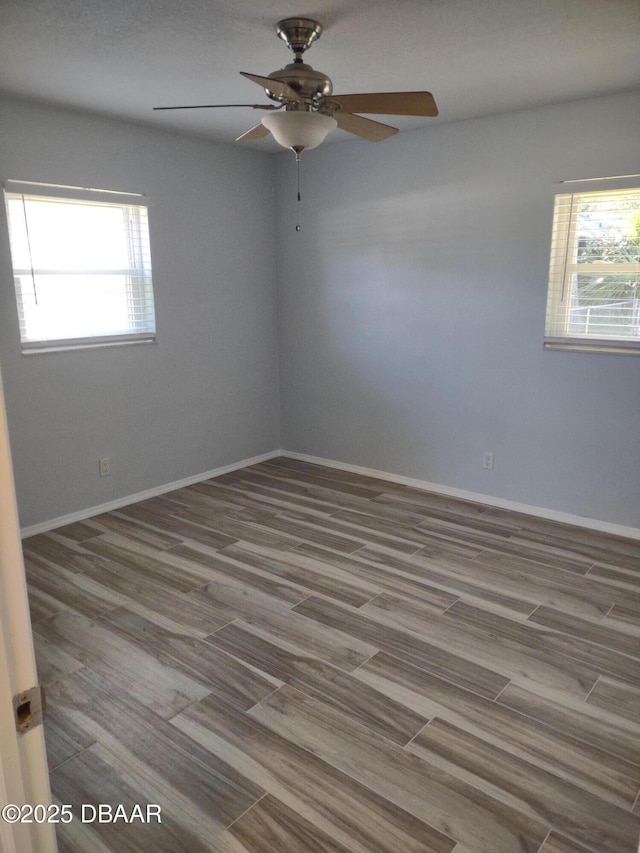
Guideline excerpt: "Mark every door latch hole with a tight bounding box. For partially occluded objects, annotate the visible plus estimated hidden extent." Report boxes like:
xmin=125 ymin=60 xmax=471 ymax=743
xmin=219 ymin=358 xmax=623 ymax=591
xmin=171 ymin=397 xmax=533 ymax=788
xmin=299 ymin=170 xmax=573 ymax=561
xmin=16 ymin=701 xmax=32 ymax=725
xmin=13 ymin=686 xmax=45 ymax=733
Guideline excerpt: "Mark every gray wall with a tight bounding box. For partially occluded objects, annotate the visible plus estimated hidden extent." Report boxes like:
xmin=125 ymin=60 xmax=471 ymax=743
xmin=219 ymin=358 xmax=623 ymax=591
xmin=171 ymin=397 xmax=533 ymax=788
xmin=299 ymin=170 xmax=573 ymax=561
xmin=0 ymin=96 xmax=280 ymax=528
xmin=277 ymin=91 xmax=640 ymax=528
xmin=2 ymin=91 xmax=639 ymax=531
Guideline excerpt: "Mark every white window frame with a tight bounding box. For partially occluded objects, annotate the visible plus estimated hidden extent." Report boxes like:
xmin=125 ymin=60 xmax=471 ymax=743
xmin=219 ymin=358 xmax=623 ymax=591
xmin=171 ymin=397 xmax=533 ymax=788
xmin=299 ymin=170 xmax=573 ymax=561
xmin=3 ymin=180 xmax=157 ymax=354
xmin=544 ymin=178 xmax=640 ymax=355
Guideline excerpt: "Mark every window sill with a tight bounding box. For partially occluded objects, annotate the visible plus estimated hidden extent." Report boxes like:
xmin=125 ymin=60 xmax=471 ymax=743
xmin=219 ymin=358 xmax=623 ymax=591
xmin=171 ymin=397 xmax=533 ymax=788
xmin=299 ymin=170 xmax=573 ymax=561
xmin=544 ymin=337 xmax=640 ymax=355
xmin=21 ymin=336 xmax=157 ymax=356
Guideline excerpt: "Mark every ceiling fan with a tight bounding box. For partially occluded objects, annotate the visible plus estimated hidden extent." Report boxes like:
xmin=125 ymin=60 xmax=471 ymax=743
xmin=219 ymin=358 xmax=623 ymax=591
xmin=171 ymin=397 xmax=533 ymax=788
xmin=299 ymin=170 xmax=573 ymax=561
xmin=154 ymin=17 xmax=438 ymax=158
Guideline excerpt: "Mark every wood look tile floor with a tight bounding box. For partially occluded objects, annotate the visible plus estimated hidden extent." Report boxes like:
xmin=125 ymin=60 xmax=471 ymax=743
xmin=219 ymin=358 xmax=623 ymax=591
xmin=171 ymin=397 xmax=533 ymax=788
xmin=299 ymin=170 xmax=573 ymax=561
xmin=23 ymin=457 xmax=640 ymax=853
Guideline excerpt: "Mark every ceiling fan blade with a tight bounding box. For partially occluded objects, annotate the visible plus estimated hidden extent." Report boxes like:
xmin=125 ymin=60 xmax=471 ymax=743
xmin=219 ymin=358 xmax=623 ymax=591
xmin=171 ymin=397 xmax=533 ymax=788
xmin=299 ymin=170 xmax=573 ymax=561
xmin=321 ymin=91 xmax=438 ymax=117
xmin=236 ymin=123 xmax=270 ymax=142
xmin=153 ymin=103 xmax=279 ymax=111
xmin=240 ymin=72 xmax=303 ymax=103
xmin=333 ymin=112 xmax=398 ymax=142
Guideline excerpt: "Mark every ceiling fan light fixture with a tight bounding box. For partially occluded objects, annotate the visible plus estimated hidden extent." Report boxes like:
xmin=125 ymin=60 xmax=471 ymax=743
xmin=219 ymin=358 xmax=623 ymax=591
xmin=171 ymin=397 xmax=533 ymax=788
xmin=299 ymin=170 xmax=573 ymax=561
xmin=261 ymin=111 xmax=337 ymax=155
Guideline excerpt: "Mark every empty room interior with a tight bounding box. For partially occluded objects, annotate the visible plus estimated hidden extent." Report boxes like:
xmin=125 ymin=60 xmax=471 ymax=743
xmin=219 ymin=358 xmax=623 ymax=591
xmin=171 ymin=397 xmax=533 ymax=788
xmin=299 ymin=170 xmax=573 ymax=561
xmin=0 ymin=1 xmax=640 ymax=851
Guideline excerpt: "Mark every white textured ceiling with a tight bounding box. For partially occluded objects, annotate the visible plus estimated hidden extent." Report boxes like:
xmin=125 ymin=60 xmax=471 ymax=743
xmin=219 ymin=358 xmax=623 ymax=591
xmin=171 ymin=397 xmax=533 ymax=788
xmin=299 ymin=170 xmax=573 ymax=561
xmin=1 ymin=0 xmax=639 ymax=151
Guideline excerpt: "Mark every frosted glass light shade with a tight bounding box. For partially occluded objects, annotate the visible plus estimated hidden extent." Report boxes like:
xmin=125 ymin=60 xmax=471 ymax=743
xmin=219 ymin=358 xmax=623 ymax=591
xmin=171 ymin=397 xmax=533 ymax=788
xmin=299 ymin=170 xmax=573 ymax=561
xmin=262 ymin=111 xmax=337 ymax=152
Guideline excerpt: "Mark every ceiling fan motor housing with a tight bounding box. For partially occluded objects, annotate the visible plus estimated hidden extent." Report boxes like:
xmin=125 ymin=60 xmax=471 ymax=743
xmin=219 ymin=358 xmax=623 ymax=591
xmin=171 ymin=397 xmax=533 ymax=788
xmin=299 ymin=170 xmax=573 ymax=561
xmin=267 ymin=63 xmax=333 ymax=105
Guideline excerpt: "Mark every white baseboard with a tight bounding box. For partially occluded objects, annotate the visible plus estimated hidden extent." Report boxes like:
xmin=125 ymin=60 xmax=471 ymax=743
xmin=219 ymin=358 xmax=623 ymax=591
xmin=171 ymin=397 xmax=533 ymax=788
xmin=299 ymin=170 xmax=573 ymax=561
xmin=20 ymin=450 xmax=281 ymax=538
xmin=281 ymin=451 xmax=640 ymax=542
xmin=23 ymin=447 xmax=640 ymax=542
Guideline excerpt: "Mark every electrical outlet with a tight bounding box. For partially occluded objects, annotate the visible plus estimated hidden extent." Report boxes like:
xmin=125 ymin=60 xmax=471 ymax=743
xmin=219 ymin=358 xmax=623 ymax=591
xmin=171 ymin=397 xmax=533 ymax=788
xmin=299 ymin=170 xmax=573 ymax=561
xmin=482 ymin=451 xmax=494 ymax=470
xmin=99 ymin=457 xmax=111 ymax=477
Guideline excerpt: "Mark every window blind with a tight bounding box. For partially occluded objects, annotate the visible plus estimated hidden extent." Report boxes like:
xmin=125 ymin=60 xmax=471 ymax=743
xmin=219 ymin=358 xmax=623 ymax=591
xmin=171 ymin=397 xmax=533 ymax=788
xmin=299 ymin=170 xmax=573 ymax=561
xmin=4 ymin=180 xmax=156 ymax=353
xmin=545 ymin=184 xmax=640 ymax=354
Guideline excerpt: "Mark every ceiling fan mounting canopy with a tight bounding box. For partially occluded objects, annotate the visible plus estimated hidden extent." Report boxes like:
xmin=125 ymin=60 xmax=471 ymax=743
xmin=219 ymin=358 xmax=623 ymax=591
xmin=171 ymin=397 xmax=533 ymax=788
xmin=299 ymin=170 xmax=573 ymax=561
xmin=275 ymin=17 xmax=323 ymax=57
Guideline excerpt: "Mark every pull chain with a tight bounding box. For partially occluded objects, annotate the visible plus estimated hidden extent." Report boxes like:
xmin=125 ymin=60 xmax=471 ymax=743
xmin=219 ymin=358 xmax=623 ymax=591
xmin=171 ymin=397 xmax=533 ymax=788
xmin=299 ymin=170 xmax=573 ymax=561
xmin=295 ymin=151 xmax=302 ymax=232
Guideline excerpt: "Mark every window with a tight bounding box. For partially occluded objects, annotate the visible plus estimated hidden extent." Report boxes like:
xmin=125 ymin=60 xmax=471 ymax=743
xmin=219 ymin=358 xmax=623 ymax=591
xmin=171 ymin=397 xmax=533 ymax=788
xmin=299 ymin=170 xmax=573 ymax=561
xmin=545 ymin=182 xmax=640 ymax=353
xmin=4 ymin=180 xmax=156 ymax=353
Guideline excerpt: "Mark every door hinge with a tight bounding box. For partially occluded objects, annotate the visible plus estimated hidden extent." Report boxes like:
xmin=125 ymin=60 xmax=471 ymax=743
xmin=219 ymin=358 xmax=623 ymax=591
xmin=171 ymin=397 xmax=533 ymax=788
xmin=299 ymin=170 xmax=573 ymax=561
xmin=13 ymin=685 xmax=46 ymax=734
